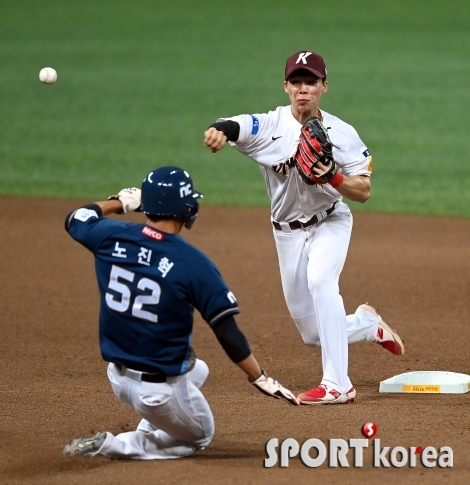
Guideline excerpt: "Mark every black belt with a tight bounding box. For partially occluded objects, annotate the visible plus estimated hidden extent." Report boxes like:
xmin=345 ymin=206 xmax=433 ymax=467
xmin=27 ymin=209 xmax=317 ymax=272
xmin=115 ymin=364 xmax=167 ymax=383
xmin=272 ymin=203 xmax=337 ymax=231
xmin=140 ymin=373 xmax=167 ymax=383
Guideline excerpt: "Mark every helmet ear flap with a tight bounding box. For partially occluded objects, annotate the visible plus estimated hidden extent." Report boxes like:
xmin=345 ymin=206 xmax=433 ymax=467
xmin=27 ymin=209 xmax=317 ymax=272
xmin=183 ymin=201 xmax=199 ymax=230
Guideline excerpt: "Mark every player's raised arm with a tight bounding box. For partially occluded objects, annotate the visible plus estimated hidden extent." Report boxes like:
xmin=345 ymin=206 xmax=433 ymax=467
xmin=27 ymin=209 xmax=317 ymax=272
xmin=65 ymin=187 xmax=141 ymax=228
xmin=211 ymin=315 xmax=299 ymax=406
xmin=204 ymin=120 xmax=240 ymax=153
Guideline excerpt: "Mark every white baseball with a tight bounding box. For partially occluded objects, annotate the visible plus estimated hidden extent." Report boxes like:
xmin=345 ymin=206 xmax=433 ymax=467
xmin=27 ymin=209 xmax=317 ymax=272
xmin=39 ymin=67 xmax=57 ymax=84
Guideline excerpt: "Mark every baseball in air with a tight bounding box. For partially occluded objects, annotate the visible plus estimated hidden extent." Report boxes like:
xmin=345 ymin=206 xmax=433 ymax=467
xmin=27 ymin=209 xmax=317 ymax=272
xmin=39 ymin=67 xmax=57 ymax=84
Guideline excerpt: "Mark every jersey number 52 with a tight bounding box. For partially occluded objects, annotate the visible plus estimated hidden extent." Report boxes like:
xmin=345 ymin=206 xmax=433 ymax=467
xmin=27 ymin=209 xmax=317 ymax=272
xmin=105 ymin=265 xmax=160 ymax=323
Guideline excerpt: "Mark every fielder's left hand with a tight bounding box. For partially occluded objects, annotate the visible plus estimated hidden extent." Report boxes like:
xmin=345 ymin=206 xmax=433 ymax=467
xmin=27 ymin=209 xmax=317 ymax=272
xmin=251 ymin=370 xmax=300 ymax=406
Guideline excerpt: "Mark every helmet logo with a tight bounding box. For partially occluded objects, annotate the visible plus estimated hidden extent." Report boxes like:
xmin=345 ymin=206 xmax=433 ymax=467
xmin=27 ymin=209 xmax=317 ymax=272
xmin=179 ymin=183 xmax=192 ymax=198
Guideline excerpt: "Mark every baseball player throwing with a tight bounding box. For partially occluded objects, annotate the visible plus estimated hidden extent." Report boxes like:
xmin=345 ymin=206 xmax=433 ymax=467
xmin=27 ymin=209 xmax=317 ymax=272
xmin=62 ymin=166 xmax=298 ymax=459
xmin=204 ymin=50 xmax=405 ymax=405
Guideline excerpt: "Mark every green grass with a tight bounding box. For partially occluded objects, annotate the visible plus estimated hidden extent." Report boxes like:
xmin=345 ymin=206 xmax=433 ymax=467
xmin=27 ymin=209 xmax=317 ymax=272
xmin=1 ymin=0 xmax=469 ymax=216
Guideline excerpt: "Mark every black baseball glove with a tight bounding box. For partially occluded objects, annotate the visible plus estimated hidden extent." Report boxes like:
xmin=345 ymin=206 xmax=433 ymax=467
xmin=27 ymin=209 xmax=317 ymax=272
xmin=294 ymin=116 xmax=339 ymax=185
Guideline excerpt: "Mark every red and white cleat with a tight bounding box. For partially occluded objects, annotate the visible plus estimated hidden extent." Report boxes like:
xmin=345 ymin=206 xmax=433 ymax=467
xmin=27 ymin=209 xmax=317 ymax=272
xmin=361 ymin=304 xmax=405 ymax=355
xmin=297 ymin=384 xmax=356 ymax=405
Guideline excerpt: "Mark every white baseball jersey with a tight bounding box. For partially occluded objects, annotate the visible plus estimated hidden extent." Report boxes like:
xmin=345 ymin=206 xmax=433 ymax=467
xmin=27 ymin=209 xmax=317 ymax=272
xmin=217 ymin=104 xmax=382 ymax=395
xmin=218 ymin=106 xmax=372 ymax=223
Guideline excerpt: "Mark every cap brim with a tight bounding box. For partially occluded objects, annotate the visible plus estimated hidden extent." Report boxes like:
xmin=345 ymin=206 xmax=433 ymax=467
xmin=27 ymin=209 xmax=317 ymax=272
xmin=285 ymin=67 xmax=325 ymax=80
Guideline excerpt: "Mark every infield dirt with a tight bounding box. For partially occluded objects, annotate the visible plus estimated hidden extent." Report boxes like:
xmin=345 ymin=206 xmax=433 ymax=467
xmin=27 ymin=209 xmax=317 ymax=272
xmin=1 ymin=198 xmax=469 ymax=485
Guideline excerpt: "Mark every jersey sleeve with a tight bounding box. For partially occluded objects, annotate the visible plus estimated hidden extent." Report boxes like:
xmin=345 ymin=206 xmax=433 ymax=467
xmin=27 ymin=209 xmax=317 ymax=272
xmin=66 ymin=207 xmax=129 ymax=253
xmin=334 ymin=125 xmax=373 ymax=177
xmin=184 ymin=248 xmax=240 ymax=326
xmin=217 ymin=113 xmax=274 ymax=157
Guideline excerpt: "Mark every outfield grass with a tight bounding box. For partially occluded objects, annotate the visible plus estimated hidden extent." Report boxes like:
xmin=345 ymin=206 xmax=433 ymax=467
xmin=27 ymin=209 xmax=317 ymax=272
xmin=1 ymin=0 xmax=469 ymax=217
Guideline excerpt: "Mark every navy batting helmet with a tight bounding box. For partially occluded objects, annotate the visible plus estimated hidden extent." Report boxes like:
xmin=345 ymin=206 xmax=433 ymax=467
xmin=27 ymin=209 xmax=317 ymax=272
xmin=141 ymin=166 xmax=203 ymax=229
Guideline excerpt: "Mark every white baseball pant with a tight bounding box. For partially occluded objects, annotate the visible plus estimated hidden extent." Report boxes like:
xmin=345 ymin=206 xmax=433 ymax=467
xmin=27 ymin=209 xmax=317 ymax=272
xmin=94 ymin=359 xmax=214 ymax=459
xmin=273 ymin=202 xmax=379 ymax=394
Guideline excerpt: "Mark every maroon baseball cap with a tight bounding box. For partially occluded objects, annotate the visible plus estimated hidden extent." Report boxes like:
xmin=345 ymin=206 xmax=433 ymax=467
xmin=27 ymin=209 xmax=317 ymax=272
xmin=285 ymin=51 xmax=327 ymax=80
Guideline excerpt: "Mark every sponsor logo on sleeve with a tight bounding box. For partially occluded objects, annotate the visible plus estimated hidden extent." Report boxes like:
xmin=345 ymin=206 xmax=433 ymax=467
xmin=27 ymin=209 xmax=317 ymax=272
xmin=74 ymin=208 xmax=98 ymax=222
xmin=363 ymin=149 xmax=373 ymax=172
xmin=251 ymin=115 xmax=259 ymax=135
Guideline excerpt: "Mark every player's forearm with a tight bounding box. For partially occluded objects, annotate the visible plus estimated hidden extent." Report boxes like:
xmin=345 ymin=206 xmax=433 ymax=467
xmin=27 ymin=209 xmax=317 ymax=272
xmin=93 ymin=200 xmax=124 ymax=216
xmin=334 ymin=175 xmax=371 ymax=203
xmin=211 ymin=315 xmax=262 ymax=379
xmin=236 ymin=354 xmax=263 ymax=381
xmin=65 ymin=200 xmax=123 ymax=232
xmin=208 ymin=120 xmax=240 ymax=141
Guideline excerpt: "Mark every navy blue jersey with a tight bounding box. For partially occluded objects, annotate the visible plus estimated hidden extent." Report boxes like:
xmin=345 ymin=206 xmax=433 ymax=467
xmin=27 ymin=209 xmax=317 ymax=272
xmin=66 ymin=207 xmax=239 ymax=376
